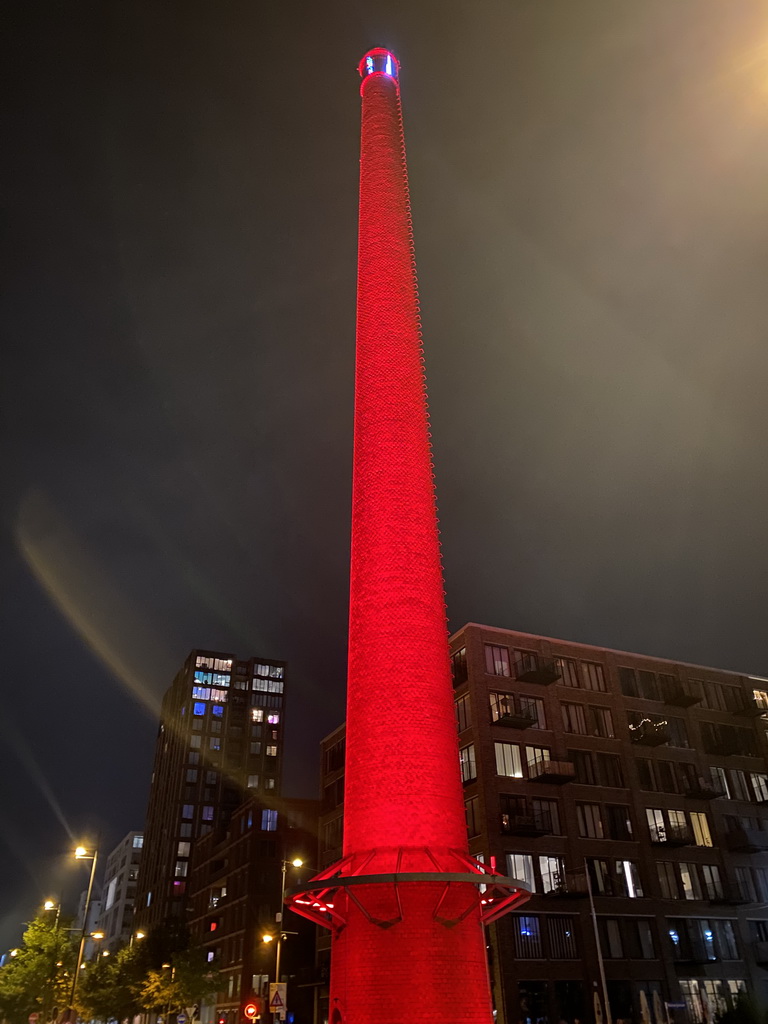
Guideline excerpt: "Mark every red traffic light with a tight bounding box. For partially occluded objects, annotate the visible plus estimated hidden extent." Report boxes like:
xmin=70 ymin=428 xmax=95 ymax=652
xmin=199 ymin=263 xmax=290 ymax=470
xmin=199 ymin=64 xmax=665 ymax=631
xmin=218 ymin=1016 xmax=227 ymax=1024
xmin=243 ymin=1003 xmax=260 ymax=1020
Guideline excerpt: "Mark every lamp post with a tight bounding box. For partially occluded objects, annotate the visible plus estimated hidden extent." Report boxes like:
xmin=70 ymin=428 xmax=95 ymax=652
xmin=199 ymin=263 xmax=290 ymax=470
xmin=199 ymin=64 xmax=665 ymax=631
xmin=66 ymin=846 xmax=99 ymax=1023
xmin=275 ymin=858 xmax=302 ymax=985
xmin=42 ymin=900 xmax=61 ymax=1024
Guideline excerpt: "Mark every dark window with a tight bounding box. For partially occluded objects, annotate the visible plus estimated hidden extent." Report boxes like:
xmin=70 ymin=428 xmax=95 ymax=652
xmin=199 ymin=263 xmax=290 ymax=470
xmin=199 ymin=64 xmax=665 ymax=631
xmin=465 ymin=796 xmax=481 ymax=838
xmin=569 ymin=749 xmax=596 ymax=785
xmin=548 ymin=916 xmax=578 ymax=959
xmin=619 ymin=668 xmax=639 ymax=698
xmin=605 ymin=804 xmax=633 ymax=840
xmin=597 ymin=753 xmax=625 ymax=788
xmin=638 ymin=671 xmax=661 ymax=701
xmin=451 ymin=647 xmax=468 ymax=686
xmin=455 ymin=693 xmax=471 ymax=732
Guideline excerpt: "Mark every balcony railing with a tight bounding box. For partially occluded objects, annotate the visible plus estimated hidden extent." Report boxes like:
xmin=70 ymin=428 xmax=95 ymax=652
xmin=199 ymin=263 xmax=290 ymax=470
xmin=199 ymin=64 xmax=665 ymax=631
xmin=682 ymin=777 xmax=726 ymax=801
xmin=629 ymin=721 xmax=670 ymax=747
xmin=708 ymin=886 xmax=749 ymax=906
xmin=514 ymin=656 xmax=561 ymax=686
xmin=663 ymin=683 xmax=702 ymax=708
xmin=732 ymin=698 xmax=768 ymax=719
xmin=528 ymin=759 xmax=576 ymax=784
xmin=501 ymin=812 xmax=554 ymax=837
xmin=543 ymin=871 xmax=589 ymax=899
xmin=649 ymin=824 xmax=693 ymax=847
xmin=494 ymin=697 xmax=540 ymax=730
xmin=725 ymin=827 xmax=768 ymax=853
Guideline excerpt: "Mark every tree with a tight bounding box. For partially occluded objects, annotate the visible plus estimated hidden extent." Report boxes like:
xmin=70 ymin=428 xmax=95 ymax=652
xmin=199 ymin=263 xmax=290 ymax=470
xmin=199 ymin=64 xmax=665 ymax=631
xmin=0 ymin=914 xmax=77 ymax=1024
xmin=139 ymin=948 xmax=220 ymax=1018
xmin=76 ymin=943 xmax=148 ymax=1023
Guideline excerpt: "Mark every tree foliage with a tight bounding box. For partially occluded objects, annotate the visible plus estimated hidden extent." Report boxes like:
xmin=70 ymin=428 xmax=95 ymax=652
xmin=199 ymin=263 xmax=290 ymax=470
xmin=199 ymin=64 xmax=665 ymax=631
xmin=76 ymin=943 xmax=149 ymax=1023
xmin=0 ymin=913 xmax=77 ymax=1024
xmin=139 ymin=948 xmax=221 ymax=1015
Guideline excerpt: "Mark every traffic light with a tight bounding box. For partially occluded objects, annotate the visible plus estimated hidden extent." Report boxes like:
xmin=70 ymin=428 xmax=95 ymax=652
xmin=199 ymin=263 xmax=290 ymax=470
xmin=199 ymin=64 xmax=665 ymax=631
xmin=243 ymin=1000 xmax=261 ymax=1020
xmin=218 ymin=1014 xmax=227 ymax=1024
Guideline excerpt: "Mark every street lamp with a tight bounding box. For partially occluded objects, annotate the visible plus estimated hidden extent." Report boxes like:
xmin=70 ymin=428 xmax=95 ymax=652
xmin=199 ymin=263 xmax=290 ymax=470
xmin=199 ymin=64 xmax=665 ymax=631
xmin=42 ymin=900 xmax=62 ymax=1024
xmin=274 ymin=857 xmax=303 ymax=986
xmin=129 ymin=931 xmax=145 ymax=948
xmin=66 ymin=845 xmax=99 ymax=1023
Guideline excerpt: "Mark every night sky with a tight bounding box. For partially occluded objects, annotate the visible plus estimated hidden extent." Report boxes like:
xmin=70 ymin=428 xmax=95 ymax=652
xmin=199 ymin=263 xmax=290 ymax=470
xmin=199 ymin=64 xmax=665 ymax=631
xmin=4 ymin=0 xmax=768 ymax=949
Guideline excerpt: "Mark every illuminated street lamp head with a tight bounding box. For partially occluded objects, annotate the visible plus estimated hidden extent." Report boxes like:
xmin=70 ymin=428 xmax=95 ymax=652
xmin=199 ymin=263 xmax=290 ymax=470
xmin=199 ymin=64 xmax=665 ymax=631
xmin=135 ymin=931 xmax=145 ymax=940
xmin=74 ymin=846 xmax=88 ymax=859
xmin=261 ymin=934 xmax=274 ymax=943
xmin=358 ymin=48 xmax=399 ymax=88
xmin=9 ymin=949 xmax=19 ymax=957
xmin=44 ymin=900 xmax=56 ymax=911
xmin=91 ymin=932 xmax=104 ymax=940
xmin=290 ymin=858 xmax=303 ymax=868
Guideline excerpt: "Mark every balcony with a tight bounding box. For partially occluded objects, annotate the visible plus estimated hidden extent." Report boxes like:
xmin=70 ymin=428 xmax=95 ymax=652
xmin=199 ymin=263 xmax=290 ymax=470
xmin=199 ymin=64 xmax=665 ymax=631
xmin=672 ymin=949 xmax=719 ymax=968
xmin=528 ymin=759 xmax=576 ymax=784
xmin=663 ymin=684 xmax=702 ymax=708
xmin=708 ymin=886 xmax=749 ymax=907
xmin=494 ymin=697 xmax=539 ymax=730
xmin=501 ymin=813 xmax=554 ymax=837
xmin=753 ymin=941 xmax=768 ymax=965
xmin=649 ymin=824 xmax=693 ymax=847
xmin=629 ymin=721 xmax=670 ymax=747
xmin=725 ymin=827 xmax=768 ymax=853
xmin=682 ymin=777 xmax=726 ymax=801
xmin=732 ymin=699 xmax=768 ymax=719
xmin=514 ymin=656 xmax=561 ymax=686
xmin=543 ymin=871 xmax=589 ymax=900
xmin=705 ymin=738 xmax=738 ymax=757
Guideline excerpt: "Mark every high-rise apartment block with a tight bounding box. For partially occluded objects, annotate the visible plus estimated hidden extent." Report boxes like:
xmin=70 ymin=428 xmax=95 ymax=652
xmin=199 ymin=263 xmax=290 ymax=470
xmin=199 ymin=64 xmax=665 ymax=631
xmin=319 ymin=623 xmax=768 ymax=1024
xmin=136 ymin=650 xmax=286 ymax=931
xmin=187 ymin=795 xmax=318 ymax=1024
xmin=98 ymin=831 xmax=143 ymax=949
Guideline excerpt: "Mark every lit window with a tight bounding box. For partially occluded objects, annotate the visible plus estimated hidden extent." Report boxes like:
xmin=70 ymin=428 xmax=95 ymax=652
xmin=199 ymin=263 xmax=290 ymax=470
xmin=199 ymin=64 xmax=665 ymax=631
xmin=181 ymin=804 xmax=194 ymax=819
xmin=265 ymin=778 xmax=276 ymax=790
xmin=247 ymin=775 xmax=259 ymax=789
xmin=133 ymin=836 xmax=143 ymax=849
xmin=202 ymin=806 xmax=214 ymax=821
xmin=261 ymin=809 xmax=278 ymax=831
xmin=193 ymin=702 xmax=206 ymax=716
xmin=175 ymin=860 xmax=188 ymax=878
xmin=177 ymin=841 xmax=191 ymax=858
xmin=212 ymin=673 xmax=230 ymax=687
xmin=252 ymin=709 xmax=264 ymax=723
xmin=267 ymin=713 xmax=280 ymax=724
xmin=210 ymin=737 xmax=221 ymax=751
xmin=691 ymin=811 xmax=713 ymax=847
xmin=266 ymin=745 xmax=278 ymax=757
xmin=210 ymin=688 xmax=228 ymax=702
xmin=212 ymin=705 xmax=224 ymax=718
xmin=192 ymin=686 xmax=211 ymax=700
xmin=485 ymin=644 xmax=511 ymax=677
xmin=494 ymin=742 xmax=523 ymax=778
xmin=207 ymin=951 xmax=214 ymax=963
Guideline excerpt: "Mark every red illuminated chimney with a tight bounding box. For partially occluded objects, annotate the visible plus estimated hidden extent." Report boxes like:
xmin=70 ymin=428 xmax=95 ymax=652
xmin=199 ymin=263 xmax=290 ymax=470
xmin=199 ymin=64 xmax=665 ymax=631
xmin=288 ymin=50 xmax=528 ymax=1024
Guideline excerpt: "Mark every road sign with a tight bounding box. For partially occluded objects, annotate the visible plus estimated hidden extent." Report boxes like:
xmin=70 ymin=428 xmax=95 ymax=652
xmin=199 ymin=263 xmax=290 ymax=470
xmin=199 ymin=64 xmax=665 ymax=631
xmin=177 ymin=1014 xmax=187 ymax=1024
xmin=269 ymin=983 xmax=287 ymax=1016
